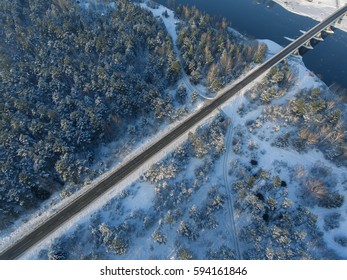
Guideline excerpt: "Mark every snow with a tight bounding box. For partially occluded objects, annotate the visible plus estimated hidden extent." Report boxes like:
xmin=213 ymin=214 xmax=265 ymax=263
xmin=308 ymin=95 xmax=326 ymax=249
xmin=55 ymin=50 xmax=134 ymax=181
xmin=22 ymin=128 xmax=235 ymax=259
xmin=273 ymin=0 xmax=347 ymax=32
xmin=122 ymin=182 xmax=155 ymax=212
xmin=258 ymin=39 xmax=284 ymax=56
xmin=140 ymin=1 xmax=216 ymax=100
xmin=26 ymin=62 xmax=347 ymax=260
xmin=66 ymin=1 xmax=347 ymax=260
xmin=0 ymin=0 xmax=207 ymax=255
xmin=24 ymin=49 xmax=347 ymax=257
xmin=140 ymin=2 xmax=177 ymax=43
xmin=78 ymin=0 xmax=116 ymax=11
xmin=3 ymin=1 xmax=347 ymax=260
xmin=0 ymin=89 xmax=213 ymax=257
xmin=222 ymin=38 xmax=347 ymax=259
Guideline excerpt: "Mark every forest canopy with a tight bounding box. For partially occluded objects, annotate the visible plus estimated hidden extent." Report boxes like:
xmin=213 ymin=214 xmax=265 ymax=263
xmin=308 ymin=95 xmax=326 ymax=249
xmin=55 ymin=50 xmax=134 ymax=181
xmin=0 ymin=0 xmax=180 ymax=225
xmin=0 ymin=0 xmax=262 ymax=228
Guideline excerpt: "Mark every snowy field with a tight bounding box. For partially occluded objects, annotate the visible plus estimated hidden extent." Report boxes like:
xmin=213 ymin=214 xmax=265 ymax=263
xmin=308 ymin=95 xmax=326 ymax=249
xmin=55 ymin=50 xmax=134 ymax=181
xmin=273 ymin=0 xmax=347 ymax=32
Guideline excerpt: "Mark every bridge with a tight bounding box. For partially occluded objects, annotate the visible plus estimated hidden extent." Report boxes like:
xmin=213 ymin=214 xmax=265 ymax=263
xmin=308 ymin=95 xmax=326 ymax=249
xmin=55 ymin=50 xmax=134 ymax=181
xmin=1 ymin=5 xmax=346 ymax=260
xmin=285 ymin=5 xmax=346 ymax=52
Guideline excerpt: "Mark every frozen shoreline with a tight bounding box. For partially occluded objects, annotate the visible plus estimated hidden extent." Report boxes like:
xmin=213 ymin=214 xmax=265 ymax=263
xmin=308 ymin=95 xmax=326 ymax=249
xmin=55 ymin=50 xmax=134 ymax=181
xmin=273 ymin=0 xmax=347 ymax=32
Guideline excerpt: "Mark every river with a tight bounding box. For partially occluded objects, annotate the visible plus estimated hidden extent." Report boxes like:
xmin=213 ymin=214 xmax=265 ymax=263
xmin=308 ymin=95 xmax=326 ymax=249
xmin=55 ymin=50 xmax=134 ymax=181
xmin=155 ymin=0 xmax=347 ymax=89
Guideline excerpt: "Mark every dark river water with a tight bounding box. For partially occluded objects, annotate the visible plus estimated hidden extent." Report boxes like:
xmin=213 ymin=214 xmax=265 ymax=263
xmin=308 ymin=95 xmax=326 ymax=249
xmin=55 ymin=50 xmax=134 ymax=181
xmin=155 ymin=0 xmax=347 ymax=89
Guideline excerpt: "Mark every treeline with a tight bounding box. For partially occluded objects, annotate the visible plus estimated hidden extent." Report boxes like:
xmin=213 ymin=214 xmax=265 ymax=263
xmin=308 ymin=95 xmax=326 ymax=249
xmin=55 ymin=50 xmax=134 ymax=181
xmin=175 ymin=5 xmax=267 ymax=91
xmin=0 ymin=0 xmax=180 ymax=225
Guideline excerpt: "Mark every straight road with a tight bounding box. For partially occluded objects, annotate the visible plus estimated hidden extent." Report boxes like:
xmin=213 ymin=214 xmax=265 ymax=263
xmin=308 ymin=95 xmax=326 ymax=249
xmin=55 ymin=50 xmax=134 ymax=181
xmin=1 ymin=5 xmax=346 ymax=260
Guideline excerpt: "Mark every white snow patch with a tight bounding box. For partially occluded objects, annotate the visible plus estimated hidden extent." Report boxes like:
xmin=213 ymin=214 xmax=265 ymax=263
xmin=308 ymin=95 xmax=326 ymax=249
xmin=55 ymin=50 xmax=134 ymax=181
xmin=140 ymin=2 xmax=177 ymax=43
xmin=122 ymin=182 xmax=155 ymax=212
xmin=258 ymin=39 xmax=283 ymax=56
xmin=273 ymin=0 xmax=347 ymax=32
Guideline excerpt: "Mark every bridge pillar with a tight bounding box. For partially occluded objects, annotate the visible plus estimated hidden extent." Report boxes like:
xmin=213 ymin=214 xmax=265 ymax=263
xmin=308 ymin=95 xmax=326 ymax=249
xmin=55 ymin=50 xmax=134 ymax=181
xmin=333 ymin=18 xmax=343 ymax=25
xmin=303 ymin=40 xmax=313 ymax=50
xmin=338 ymin=13 xmax=347 ymax=23
xmin=313 ymin=32 xmax=324 ymax=41
xmin=324 ymin=25 xmax=334 ymax=34
xmin=292 ymin=49 xmax=300 ymax=56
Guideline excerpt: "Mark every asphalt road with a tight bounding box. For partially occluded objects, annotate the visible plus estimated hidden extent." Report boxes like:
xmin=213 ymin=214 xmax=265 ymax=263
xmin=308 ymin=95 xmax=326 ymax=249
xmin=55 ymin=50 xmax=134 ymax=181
xmin=1 ymin=5 xmax=346 ymax=260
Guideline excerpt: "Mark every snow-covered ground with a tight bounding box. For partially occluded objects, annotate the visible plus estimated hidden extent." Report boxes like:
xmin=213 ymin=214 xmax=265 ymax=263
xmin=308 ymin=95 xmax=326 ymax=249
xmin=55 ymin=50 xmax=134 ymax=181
xmin=0 ymin=0 xmax=205 ymax=254
xmin=139 ymin=1 xmax=215 ymax=99
xmin=23 ymin=7 xmax=347 ymax=259
xmin=273 ymin=0 xmax=347 ymax=32
xmin=22 ymin=115 xmax=235 ymax=260
xmin=222 ymin=39 xmax=347 ymax=258
xmin=3 ymin=1 xmax=347 ymax=260
xmin=0 ymin=0 xmax=219 ymax=256
xmin=77 ymin=0 xmax=117 ymax=15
